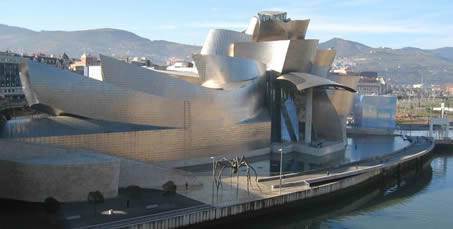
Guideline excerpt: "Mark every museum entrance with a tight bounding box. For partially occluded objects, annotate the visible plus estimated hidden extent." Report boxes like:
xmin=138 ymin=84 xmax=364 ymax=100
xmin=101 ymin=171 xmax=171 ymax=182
xmin=270 ymin=79 xmax=313 ymax=146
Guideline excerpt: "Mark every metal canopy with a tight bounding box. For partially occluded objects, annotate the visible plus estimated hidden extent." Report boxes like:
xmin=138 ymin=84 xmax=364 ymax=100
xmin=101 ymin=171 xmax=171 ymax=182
xmin=277 ymin=72 xmax=357 ymax=92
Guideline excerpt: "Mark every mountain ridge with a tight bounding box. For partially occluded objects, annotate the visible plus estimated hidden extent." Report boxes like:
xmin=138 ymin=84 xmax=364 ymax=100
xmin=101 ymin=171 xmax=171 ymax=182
xmin=1 ymin=24 xmax=452 ymax=84
xmin=0 ymin=24 xmax=200 ymax=64
xmin=320 ymin=37 xmax=453 ymax=84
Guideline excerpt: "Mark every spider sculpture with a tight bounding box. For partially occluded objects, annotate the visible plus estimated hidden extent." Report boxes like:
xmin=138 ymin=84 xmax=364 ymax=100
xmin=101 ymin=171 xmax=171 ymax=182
xmin=213 ymin=156 xmax=259 ymax=194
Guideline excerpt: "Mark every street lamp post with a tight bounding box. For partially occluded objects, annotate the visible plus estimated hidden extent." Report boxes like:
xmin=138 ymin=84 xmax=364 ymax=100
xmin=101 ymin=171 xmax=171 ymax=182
xmin=210 ymin=157 xmax=215 ymax=180
xmin=210 ymin=156 xmax=215 ymax=204
xmin=279 ymin=146 xmax=283 ymax=194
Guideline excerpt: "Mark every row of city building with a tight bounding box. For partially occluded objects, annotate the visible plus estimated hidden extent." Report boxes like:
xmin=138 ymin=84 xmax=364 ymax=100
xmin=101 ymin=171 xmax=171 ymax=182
xmin=331 ymin=69 xmax=390 ymax=96
xmin=1 ymin=51 xmax=86 ymax=106
xmin=332 ymin=67 xmax=453 ymax=98
xmin=390 ymin=83 xmax=453 ymax=98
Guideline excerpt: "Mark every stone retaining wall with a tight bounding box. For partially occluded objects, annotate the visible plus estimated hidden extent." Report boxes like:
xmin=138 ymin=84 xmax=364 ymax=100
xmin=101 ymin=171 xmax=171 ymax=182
xmin=0 ymin=160 xmax=120 ymax=202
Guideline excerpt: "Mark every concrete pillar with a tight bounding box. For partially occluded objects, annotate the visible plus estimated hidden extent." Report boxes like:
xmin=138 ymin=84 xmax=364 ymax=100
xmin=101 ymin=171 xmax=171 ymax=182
xmin=305 ymin=88 xmax=313 ymax=144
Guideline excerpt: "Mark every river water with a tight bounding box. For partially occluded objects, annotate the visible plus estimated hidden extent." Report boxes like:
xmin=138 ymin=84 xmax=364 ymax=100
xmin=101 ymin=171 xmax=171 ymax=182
xmin=254 ymin=135 xmax=411 ymax=177
xmin=237 ymin=132 xmax=453 ymax=229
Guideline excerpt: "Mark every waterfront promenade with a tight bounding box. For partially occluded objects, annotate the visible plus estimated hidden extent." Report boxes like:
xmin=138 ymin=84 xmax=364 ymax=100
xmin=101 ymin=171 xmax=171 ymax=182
xmin=75 ymin=136 xmax=434 ymax=229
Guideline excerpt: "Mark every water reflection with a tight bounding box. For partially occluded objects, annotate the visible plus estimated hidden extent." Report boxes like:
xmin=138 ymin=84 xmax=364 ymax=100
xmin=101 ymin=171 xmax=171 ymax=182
xmin=182 ymin=136 xmax=410 ymax=177
xmin=217 ymin=160 xmax=434 ymax=229
xmin=345 ymin=135 xmax=408 ymax=161
xmin=267 ymin=135 xmax=409 ymax=176
xmin=216 ymin=154 xmax=453 ymax=229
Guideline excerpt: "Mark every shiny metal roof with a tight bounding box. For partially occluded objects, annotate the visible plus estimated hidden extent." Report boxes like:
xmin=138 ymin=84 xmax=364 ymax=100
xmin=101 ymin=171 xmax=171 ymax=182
xmin=277 ymin=72 xmax=357 ymax=92
xmin=0 ymin=139 xmax=118 ymax=165
xmin=0 ymin=116 xmax=166 ymax=138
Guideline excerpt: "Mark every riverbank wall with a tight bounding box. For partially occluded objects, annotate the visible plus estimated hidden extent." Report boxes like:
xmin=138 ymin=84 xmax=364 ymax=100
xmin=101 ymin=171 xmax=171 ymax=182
xmin=81 ymin=138 xmax=434 ymax=229
xmin=434 ymin=139 xmax=453 ymax=154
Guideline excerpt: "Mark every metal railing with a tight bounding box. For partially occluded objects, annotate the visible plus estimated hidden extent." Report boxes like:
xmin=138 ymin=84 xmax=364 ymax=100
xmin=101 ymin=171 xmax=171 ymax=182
xmin=73 ymin=204 xmax=212 ymax=229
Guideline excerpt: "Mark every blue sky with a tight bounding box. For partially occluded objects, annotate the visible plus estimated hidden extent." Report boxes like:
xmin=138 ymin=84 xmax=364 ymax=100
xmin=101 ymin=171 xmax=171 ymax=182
xmin=2 ymin=0 xmax=452 ymax=48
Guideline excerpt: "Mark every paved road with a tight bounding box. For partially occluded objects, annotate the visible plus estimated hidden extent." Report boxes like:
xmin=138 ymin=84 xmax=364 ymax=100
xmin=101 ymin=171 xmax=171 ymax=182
xmin=73 ymin=204 xmax=211 ymax=229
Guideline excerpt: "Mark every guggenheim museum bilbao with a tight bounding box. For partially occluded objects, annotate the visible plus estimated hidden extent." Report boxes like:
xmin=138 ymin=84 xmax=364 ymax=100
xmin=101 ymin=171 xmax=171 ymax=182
xmin=0 ymin=11 xmax=358 ymax=202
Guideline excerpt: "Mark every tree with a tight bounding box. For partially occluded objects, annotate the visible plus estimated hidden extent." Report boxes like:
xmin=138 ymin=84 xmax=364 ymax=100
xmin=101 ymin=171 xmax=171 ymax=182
xmin=87 ymin=191 xmax=105 ymax=216
xmin=44 ymin=197 xmax=61 ymax=215
xmin=125 ymin=185 xmax=142 ymax=208
xmin=43 ymin=197 xmax=61 ymax=225
xmin=162 ymin=181 xmax=177 ymax=195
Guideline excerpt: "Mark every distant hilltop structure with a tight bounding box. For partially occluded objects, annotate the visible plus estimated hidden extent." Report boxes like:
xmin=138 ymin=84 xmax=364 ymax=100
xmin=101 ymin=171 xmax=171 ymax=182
xmin=257 ymin=11 xmax=289 ymax=22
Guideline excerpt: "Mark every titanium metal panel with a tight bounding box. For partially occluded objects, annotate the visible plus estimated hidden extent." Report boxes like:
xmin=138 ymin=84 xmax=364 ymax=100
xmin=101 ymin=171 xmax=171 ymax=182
xmin=101 ymin=55 xmax=207 ymax=99
xmin=192 ymin=54 xmax=265 ymax=85
xmin=281 ymin=97 xmax=299 ymax=142
xmin=231 ymin=39 xmax=319 ymax=73
xmin=245 ymin=16 xmax=259 ymax=35
xmin=277 ymin=72 xmax=356 ymax=92
xmin=100 ymin=55 xmax=266 ymax=125
xmin=231 ymin=40 xmax=289 ymax=72
xmin=20 ymin=60 xmax=185 ymax=128
xmin=252 ymin=19 xmax=310 ymax=42
xmin=12 ymin=121 xmax=271 ymax=162
xmin=311 ymin=49 xmax=336 ymax=77
xmin=327 ymin=75 xmax=360 ymax=118
xmin=327 ymin=75 xmax=359 ymax=142
xmin=312 ymin=90 xmax=343 ymax=142
xmin=277 ymin=73 xmax=356 ymax=143
xmin=200 ymin=29 xmax=251 ymax=56
xmin=148 ymin=68 xmax=201 ymax=85
xmin=21 ymin=58 xmax=267 ymax=128
xmin=353 ymin=95 xmax=397 ymax=129
xmin=0 ymin=116 xmax=164 ymax=138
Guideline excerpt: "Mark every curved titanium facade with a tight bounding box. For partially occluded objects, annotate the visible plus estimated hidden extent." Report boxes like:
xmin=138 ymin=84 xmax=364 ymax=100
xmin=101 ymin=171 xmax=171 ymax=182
xmin=277 ymin=72 xmax=356 ymax=92
xmin=0 ymin=11 xmax=368 ymax=204
xmin=22 ymin=56 xmax=267 ymax=129
xmin=101 ymin=55 xmax=207 ymax=99
xmin=277 ymin=72 xmax=355 ymax=143
xmin=312 ymin=90 xmax=344 ymax=141
xmin=327 ymin=75 xmax=360 ymax=119
xmin=327 ymin=75 xmax=360 ymax=142
xmin=252 ymin=19 xmax=310 ymax=42
xmin=193 ymin=54 xmax=265 ymax=85
xmin=200 ymin=29 xmax=251 ymax=56
xmin=100 ymin=54 xmax=266 ymax=126
xmin=231 ymin=39 xmax=319 ymax=73
xmin=311 ymin=49 xmax=336 ymax=77
xmin=14 ymin=11 xmax=356 ymax=164
xmin=20 ymin=60 xmax=186 ymax=128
